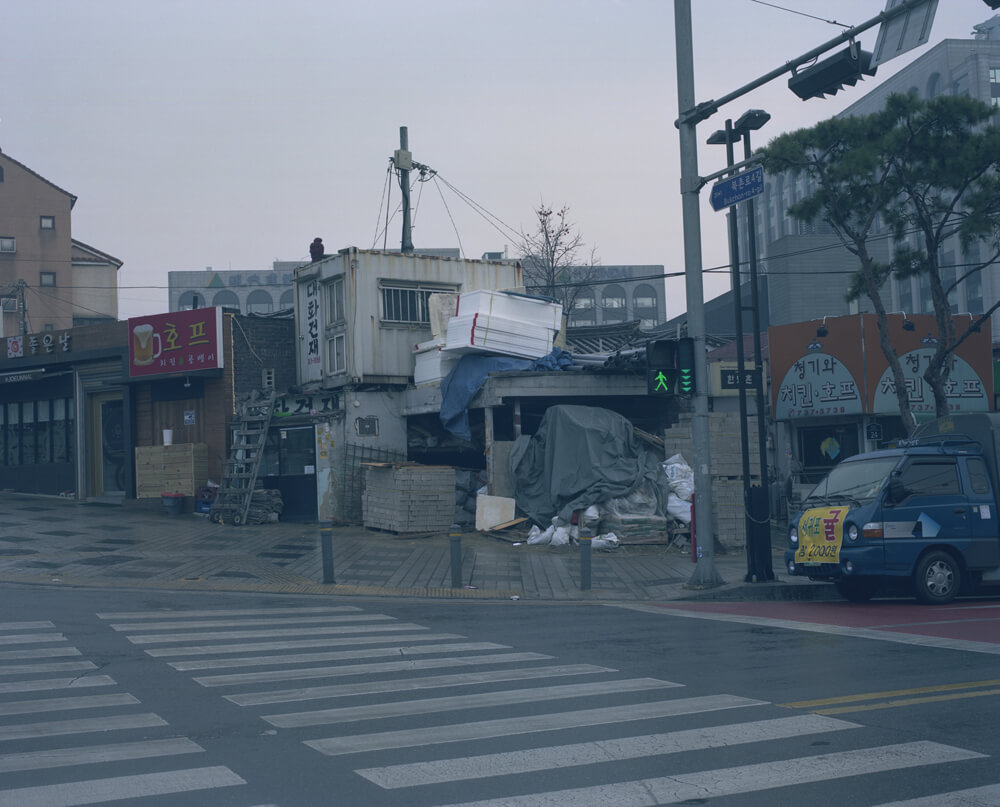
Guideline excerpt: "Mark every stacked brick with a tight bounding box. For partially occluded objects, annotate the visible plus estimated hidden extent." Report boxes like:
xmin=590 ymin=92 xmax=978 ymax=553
xmin=662 ymin=413 xmax=762 ymax=548
xmin=362 ymin=464 xmax=456 ymax=533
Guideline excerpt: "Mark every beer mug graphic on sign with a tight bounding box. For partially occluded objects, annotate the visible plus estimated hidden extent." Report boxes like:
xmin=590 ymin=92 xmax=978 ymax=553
xmin=132 ymin=324 xmax=161 ymax=366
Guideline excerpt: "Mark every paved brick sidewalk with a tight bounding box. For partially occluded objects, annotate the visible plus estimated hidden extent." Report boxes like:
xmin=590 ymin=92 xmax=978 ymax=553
xmin=0 ymin=492 xmax=819 ymax=602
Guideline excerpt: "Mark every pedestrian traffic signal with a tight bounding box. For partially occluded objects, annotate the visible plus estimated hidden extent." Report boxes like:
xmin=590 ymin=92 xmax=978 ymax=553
xmin=788 ymin=44 xmax=877 ymax=101
xmin=676 ymin=337 xmax=696 ymax=395
xmin=646 ymin=340 xmax=678 ymax=396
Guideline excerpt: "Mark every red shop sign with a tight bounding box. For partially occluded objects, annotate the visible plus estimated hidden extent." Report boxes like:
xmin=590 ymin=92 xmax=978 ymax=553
xmin=128 ymin=308 xmax=224 ymax=377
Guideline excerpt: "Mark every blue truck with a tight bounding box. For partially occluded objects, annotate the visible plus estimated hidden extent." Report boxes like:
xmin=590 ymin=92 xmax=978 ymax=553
xmin=784 ymin=413 xmax=1000 ymax=604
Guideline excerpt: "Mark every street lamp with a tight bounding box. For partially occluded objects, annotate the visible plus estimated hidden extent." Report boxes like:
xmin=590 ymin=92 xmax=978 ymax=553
xmin=707 ymin=109 xmax=774 ymax=584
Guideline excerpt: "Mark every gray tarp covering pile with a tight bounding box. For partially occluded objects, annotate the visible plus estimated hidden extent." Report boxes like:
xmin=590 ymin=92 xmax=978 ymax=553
xmin=509 ymin=404 xmax=669 ymax=525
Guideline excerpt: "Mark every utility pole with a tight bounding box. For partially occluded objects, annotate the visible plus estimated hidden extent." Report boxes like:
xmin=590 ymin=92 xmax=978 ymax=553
xmin=397 ymin=126 xmax=414 ymax=254
xmin=674 ymin=0 xmax=722 ymax=588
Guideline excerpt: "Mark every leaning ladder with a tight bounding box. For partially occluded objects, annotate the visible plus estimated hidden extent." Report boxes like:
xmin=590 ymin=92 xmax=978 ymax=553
xmin=210 ymin=391 xmax=275 ymax=526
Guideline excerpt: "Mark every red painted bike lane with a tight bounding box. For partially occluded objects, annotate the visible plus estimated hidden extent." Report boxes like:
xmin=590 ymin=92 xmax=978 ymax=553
xmin=657 ymin=599 xmax=1000 ymax=647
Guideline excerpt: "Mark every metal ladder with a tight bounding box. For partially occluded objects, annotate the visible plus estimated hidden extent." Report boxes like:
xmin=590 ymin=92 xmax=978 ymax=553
xmin=210 ymin=391 xmax=275 ymax=526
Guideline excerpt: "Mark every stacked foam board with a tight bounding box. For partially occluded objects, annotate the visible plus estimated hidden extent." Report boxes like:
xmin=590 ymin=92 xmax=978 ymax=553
xmin=413 ymin=339 xmax=460 ymax=387
xmin=362 ymin=463 xmax=456 ymax=532
xmin=444 ymin=290 xmax=563 ymax=359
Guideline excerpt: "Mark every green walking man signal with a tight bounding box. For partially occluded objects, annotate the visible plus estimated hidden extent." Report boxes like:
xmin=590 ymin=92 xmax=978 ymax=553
xmin=646 ymin=337 xmax=695 ymax=396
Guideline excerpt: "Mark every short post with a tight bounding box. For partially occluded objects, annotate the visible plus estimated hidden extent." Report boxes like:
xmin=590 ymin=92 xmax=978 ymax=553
xmin=449 ymin=525 xmax=462 ymax=588
xmin=579 ymin=532 xmax=593 ymax=591
xmin=320 ymin=525 xmax=335 ymax=584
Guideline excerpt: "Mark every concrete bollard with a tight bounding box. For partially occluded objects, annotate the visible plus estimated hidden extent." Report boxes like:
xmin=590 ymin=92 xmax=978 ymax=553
xmin=450 ymin=526 xmax=462 ymax=588
xmin=320 ymin=525 xmax=335 ymax=584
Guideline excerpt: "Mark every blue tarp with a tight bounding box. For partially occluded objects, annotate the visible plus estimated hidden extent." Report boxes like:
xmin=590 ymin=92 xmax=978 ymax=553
xmin=439 ymin=347 xmax=574 ymax=441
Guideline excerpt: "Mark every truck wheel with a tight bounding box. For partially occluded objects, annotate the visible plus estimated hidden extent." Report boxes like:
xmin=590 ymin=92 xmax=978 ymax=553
xmin=834 ymin=577 xmax=879 ymax=602
xmin=913 ymin=550 xmax=961 ymax=605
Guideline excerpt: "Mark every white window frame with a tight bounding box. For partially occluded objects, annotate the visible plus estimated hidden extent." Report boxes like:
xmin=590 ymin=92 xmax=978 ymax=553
xmin=327 ymin=276 xmax=345 ymax=323
xmin=0 ymin=237 xmax=14 ymax=253
xmin=327 ymin=332 xmax=346 ymax=374
xmin=40 ymin=216 xmax=55 ymax=230
xmin=380 ymin=282 xmax=457 ymax=325
xmin=40 ymin=272 xmax=56 ymax=287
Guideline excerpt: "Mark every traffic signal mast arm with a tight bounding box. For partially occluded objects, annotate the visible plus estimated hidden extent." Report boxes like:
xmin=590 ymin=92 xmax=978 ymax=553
xmin=675 ymin=0 xmax=931 ymax=127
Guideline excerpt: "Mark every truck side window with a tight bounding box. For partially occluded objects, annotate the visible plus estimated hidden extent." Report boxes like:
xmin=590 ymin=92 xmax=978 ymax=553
xmin=967 ymin=457 xmax=992 ymax=495
xmin=897 ymin=460 xmax=961 ymax=497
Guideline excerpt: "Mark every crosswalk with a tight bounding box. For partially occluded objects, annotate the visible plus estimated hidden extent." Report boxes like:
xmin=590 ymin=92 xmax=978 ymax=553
xmin=0 ymin=618 xmax=253 ymax=806
xmin=94 ymin=603 xmax=997 ymax=807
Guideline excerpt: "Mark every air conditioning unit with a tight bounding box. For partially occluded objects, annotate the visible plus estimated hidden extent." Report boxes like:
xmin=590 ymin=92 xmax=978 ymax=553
xmin=0 ymin=297 xmax=17 ymax=312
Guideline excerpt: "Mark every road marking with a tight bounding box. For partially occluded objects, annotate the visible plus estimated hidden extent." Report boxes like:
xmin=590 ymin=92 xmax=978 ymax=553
xmin=0 ymin=647 xmax=81 ymax=660
xmin=109 ymin=613 xmax=394 ymax=631
xmin=0 ymin=737 xmax=204 ymax=773
xmin=143 ymin=632 xmax=463 ymax=657
xmin=268 ymin=677 xmax=680 ymax=728
xmin=814 ymin=688 xmax=1000 ymax=715
xmin=306 ymin=694 xmax=765 ymax=755
xmin=193 ymin=651 xmax=550 ymax=687
xmin=125 ymin=622 xmax=430 ymax=645
xmin=424 ymin=742 xmax=984 ymax=807
xmin=98 ymin=606 xmax=361 ymax=619
xmin=227 ymin=664 xmax=616 ymax=706
xmin=0 ymin=633 xmax=65 ymax=646
xmin=783 ymin=678 xmax=1000 ymax=708
xmin=0 ymin=765 xmax=244 ymax=806
xmin=873 ymin=783 xmax=1000 ymax=806
xmin=0 ymin=675 xmax=116 ymax=694
xmin=0 ymin=713 xmax=167 ymax=742
xmin=0 ymin=693 xmax=139 ymax=717
xmin=614 ymin=604 xmax=1000 ymax=656
xmin=0 ymin=661 xmax=97 ymax=677
xmin=0 ymin=621 xmax=55 ymax=631
xmin=356 ymin=714 xmax=860 ymax=789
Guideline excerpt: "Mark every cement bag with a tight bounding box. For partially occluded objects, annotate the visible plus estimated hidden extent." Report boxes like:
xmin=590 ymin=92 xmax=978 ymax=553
xmin=528 ymin=525 xmax=553 ymax=545
xmin=662 ymin=454 xmax=695 ymax=501
xmin=550 ymin=526 xmax=571 ymax=546
xmin=667 ymin=492 xmax=692 ymax=524
xmin=592 ymin=532 xmax=620 ymax=550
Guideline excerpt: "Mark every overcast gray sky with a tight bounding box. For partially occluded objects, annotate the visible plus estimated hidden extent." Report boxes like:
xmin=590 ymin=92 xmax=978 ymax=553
xmin=3 ymin=1 xmax=994 ymax=320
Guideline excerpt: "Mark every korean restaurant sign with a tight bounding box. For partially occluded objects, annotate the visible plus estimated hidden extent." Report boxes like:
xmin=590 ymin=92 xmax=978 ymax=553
xmin=128 ymin=308 xmax=224 ymax=378
xmin=769 ymin=313 xmax=993 ymax=421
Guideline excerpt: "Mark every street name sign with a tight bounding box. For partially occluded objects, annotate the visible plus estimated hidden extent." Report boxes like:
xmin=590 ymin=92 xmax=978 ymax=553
xmin=709 ymin=164 xmax=764 ymax=212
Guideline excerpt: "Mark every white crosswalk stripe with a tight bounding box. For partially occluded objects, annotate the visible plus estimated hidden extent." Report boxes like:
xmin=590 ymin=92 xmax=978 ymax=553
xmin=105 ymin=604 xmax=997 ymax=806
xmin=422 ymin=742 xmax=985 ymax=807
xmin=0 ymin=621 xmax=249 ymax=806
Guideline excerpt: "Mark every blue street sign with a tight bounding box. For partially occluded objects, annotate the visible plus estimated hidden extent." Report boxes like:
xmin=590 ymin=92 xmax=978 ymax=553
xmin=709 ymin=164 xmax=764 ymax=212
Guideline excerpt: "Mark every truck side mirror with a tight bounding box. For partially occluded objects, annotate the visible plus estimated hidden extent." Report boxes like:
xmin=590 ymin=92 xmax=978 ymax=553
xmin=886 ymin=477 xmax=905 ymax=506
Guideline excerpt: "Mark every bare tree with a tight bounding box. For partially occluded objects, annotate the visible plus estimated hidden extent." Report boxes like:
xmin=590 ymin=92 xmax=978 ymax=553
xmin=518 ymin=203 xmax=600 ymax=317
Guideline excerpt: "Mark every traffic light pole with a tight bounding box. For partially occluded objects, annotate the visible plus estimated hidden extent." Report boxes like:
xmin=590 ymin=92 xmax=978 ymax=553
xmin=675 ymin=0 xmax=722 ymax=589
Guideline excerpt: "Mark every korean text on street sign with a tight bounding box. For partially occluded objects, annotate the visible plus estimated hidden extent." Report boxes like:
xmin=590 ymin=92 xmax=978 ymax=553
xmin=709 ymin=164 xmax=764 ymax=212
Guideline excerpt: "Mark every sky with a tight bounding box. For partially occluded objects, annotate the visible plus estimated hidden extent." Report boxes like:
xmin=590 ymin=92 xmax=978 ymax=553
xmin=2 ymin=0 xmax=996 ymax=321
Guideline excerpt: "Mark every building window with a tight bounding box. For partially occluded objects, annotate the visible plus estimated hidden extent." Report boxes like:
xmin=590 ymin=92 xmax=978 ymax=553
xmin=601 ymin=285 xmax=628 ymax=324
xmin=40 ymin=272 xmax=56 ymax=287
xmin=328 ymin=276 xmax=345 ymax=323
xmin=211 ymin=290 xmax=240 ymax=312
xmin=178 ymin=291 xmax=203 ymax=310
xmin=0 ymin=237 xmax=14 ymax=253
xmin=991 ymin=68 xmax=1000 ymax=108
xmin=0 ymin=166 xmax=4 ymax=182
xmin=40 ymin=216 xmax=55 ymax=230
xmin=246 ymin=290 xmax=273 ymax=314
xmin=381 ymin=283 xmax=455 ymax=324
xmin=328 ymin=333 xmax=346 ymax=373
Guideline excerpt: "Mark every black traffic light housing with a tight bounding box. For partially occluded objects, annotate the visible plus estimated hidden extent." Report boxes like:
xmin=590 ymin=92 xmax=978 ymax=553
xmin=676 ymin=337 xmax=696 ymax=395
xmin=788 ymin=44 xmax=877 ymax=101
xmin=646 ymin=340 xmax=678 ymax=396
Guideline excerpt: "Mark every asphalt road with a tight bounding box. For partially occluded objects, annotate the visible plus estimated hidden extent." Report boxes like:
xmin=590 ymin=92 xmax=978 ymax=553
xmin=0 ymin=584 xmax=998 ymax=806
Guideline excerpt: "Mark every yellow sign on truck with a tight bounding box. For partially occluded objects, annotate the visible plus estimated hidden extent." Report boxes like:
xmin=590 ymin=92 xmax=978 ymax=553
xmin=795 ymin=507 xmax=848 ymax=565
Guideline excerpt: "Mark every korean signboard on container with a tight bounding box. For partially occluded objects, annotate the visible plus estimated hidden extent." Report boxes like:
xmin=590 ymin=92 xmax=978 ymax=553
xmin=128 ymin=308 xmax=224 ymax=378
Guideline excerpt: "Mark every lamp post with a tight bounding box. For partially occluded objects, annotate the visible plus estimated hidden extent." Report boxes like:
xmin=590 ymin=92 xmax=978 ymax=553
xmin=707 ymin=109 xmax=774 ymax=583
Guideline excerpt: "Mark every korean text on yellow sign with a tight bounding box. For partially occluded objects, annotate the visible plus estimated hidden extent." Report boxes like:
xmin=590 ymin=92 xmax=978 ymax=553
xmin=795 ymin=507 xmax=847 ymax=564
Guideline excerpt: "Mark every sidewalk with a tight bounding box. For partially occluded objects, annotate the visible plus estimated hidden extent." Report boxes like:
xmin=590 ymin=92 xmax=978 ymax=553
xmin=0 ymin=491 xmax=831 ymax=603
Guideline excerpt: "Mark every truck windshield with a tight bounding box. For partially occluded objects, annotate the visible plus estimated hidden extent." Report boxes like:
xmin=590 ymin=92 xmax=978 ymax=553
xmin=803 ymin=456 xmax=900 ymax=507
